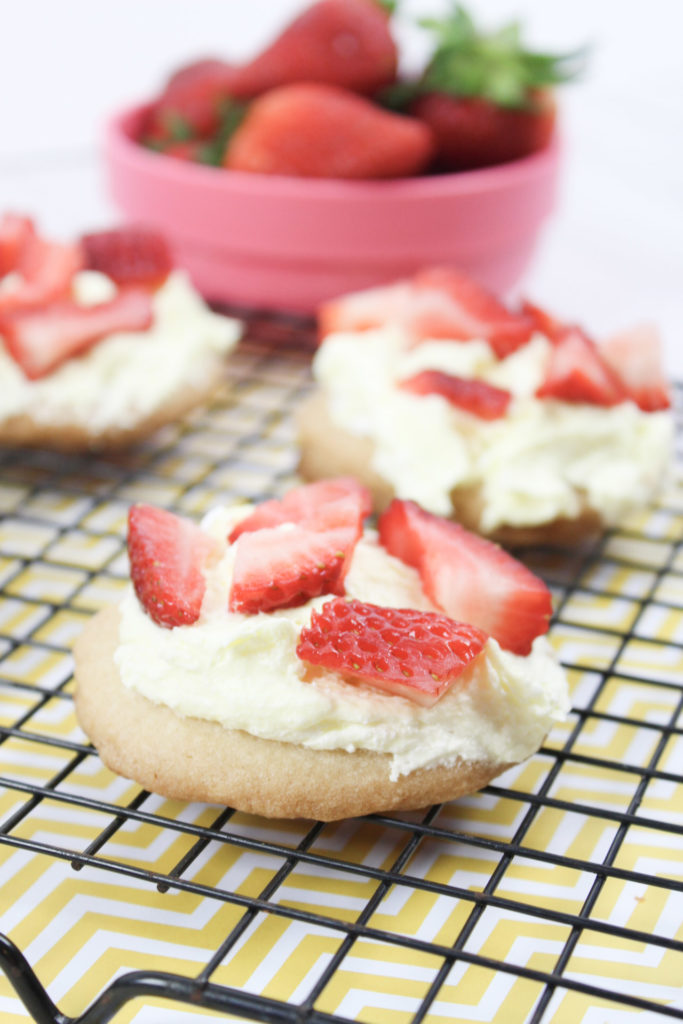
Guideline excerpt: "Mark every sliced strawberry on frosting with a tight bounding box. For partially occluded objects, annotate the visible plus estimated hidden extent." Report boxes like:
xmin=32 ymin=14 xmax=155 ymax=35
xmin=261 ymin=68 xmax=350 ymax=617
xmin=81 ymin=227 xmax=173 ymax=290
xmin=0 ymin=213 xmax=36 ymax=276
xmin=0 ymin=234 xmax=83 ymax=316
xmin=229 ymin=524 xmax=356 ymax=614
xmin=410 ymin=268 xmax=534 ymax=357
xmin=128 ymin=504 xmax=218 ymax=628
xmin=297 ymin=598 xmax=488 ymax=706
xmin=536 ymin=327 xmax=626 ymax=407
xmin=319 ymin=267 xmax=532 ymax=357
xmin=1 ymin=287 xmax=153 ymax=379
xmin=229 ymin=478 xmax=372 ymax=542
xmin=400 ymin=369 xmax=511 ymax=420
xmin=519 ymin=298 xmax=576 ymax=342
xmin=600 ymin=324 xmax=671 ymax=412
xmin=378 ymin=499 xmax=552 ymax=655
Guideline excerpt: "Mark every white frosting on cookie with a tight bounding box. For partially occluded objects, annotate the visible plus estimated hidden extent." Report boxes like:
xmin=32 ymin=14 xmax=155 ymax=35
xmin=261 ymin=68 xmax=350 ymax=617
xmin=312 ymin=327 xmax=673 ymax=530
xmin=114 ymin=508 xmax=570 ymax=780
xmin=0 ymin=270 xmax=241 ymax=432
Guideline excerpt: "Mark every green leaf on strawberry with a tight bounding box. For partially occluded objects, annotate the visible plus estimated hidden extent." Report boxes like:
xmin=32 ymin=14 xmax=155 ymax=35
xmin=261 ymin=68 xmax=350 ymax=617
xmin=417 ymin=3 xmax=586 ymax=109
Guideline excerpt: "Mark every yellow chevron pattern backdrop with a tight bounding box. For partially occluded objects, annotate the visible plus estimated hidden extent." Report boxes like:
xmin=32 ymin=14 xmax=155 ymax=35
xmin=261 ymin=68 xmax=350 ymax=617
xmin=0 ymin=342 xmax=680 ymax=1023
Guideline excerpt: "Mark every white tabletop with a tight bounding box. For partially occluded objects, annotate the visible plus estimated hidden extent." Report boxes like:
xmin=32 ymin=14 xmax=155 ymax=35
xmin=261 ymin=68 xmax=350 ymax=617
xmin=2 ymin=0 xmax=681 ymax=374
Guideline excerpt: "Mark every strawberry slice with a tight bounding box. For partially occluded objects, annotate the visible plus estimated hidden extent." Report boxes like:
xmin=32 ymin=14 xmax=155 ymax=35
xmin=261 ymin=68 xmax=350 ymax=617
xmin=229 ymin=478 xmax=372 ymax=541
xmin=600 ymin=324 xmax=671 ymax=413
xmin=0 ymin=235 xmax=83 ymax=316
xmin=411 ymin=268 xmax=533 ymax=357
xmin=297 ymin=598 xmax=488 ymax=706
xmin=378 ymin=500 xmax=552 ymax=655
xmin=81 ymin=228 xmax=173 ymax=290
xmin=519 ymin=298 xmax=574 ymax=342
xmin=229 ymin=524 xmax=356 ymax=614
xmin=0 ymin=213 xmax=35 ymax=276
xmin=536 ymin=327 xmax=626 ymax=407
xmin=318 ymin=268 xmax=532 ymax=357
xmin=1 ymin=287 xmax=153 ymax=379
xmin=400 ymin=369 xmax=511 ymax=420
xmin=128 ymin=505 xmax=218 ymax=628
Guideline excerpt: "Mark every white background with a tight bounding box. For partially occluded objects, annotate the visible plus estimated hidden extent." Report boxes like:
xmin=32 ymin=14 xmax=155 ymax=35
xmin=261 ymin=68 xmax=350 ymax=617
xmin=1 ymin=0 xmax=681 ymax=373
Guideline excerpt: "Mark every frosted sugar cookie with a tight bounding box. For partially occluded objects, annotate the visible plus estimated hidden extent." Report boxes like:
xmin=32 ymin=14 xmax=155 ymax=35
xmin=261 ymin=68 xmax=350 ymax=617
xmin=74 ymin=479 xmax=569 ymax=820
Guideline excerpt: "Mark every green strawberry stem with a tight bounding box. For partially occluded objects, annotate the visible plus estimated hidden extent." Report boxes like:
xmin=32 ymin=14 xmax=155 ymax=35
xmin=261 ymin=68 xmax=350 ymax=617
xmin=200 ymin=99 xmax=249 ymax=166
xmin=381 ymin=3 xmax=587 ymax=111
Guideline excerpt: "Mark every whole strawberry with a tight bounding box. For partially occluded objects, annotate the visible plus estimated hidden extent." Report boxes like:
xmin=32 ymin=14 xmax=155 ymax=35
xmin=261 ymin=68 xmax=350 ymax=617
xmin=226 ymin=0 xmax=397 ymax=99
xmin=224 ymin=83 xmax=435 ymax=179
xmin=385 ymin=5 xmax=584 ymax=171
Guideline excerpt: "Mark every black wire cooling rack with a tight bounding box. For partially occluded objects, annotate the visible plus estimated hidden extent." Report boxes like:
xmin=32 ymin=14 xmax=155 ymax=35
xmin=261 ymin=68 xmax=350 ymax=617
xmin=0 ymin=310 xmax=680 ymax=1024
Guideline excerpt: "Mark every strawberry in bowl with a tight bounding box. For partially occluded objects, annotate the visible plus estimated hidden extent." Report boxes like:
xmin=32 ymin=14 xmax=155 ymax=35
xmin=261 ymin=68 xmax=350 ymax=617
xmin=298 ymin=268 xmax=673 ymax=544
xmin=0 ymin=214 xmax=241 ymax=451
xmin=73 ymin=479 xmax=569 ymax=820
xmin=106 ymin=2 xmax=582 ymax=311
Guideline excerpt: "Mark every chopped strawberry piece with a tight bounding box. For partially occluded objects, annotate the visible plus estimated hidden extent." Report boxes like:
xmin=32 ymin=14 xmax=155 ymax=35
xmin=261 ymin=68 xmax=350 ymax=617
xmin=536 ymin=327 xmax=626 ymax=407
xmin=297 ymin=598 xmax=488 ymax=706
xmin=81 ymin=228 xmax=173 ymax=290
xmin=128 ymin=505 xmax=218 ymax=628
xmin=318 ymin=280 xmax=413 ymax=340
xmin=519 ymin=298 xmax=574 ymax=342
xmin=1 ymin=287 xmax=153 ymax=380
xmin=225 ymin=0 xmax=397 ymax=99
xmin=0 ymin=213 xmax=35 ymax=276
xmin=600 ymin=324 xmax=671 ymax=413
xmin=400 ymin=369 xmax=511 ymax=420
xmin=412 ymin=268 xmax=533 ymax=357
xmin=229 ymin=478 xmax=371 ymax=541
xmin=229 ymin=524 xmax=356 ymax=614
xmin=224 ymin=82 xmax=434 ymax=180
xmin=318 ymin=268 xmax=533 ymax=356
xmin=378 ymin=500 xmax=552 ymax=655
xmin=0 ymin=235 xmax=83 ymax=316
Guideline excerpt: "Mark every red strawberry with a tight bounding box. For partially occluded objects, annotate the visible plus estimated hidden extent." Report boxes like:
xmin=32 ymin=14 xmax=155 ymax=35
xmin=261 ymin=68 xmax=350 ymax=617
xmin=158 ymin=140 xmax=208 ymax=163
xmin=384 ymin=6 xmax=582 ymax=172
xmin=600 ymin=324 xmax=671 ymax=412
xmin=145 ymin=60 xmax=237 ymax=140
xmin=319 ymin=268 xmax=532 ymax=356
xmin=229 ymin=524 xmax=356 ymax=614
xmin=0 ymin=235 xmax=83 ymax=316
xmin=412 ymin=268 xmax=533 ymax=357
xmin=536 ymin=328 xmax=626 ymax=407
xmin=378 ymin=500 xmax=552 ymax=655
xmin=519 ymin=299 xmax=575 ymax=342
xmin=297 ymin=598 xmax=488 ymax=706
xmin=410 ymin=90 xmax=556 ymax=171
xmin=223 ymin=83 xmax=434 ymax=179
xmin=1 ymin=287 xmax=153 ymax=380
xmin=81 ymin=228 xmax=173 ymax=290
xmin=229 ymin=478 xmax=372 ymax=542
xmin=400 ymin=369 xmax=511 ymax=420
xmin=128 ymin=505 xmax=218 ymax=628
xmin=226 ymin=0 xmax=397 ymax=99
xmin=0 ymin=213 xmax=35 ymax=276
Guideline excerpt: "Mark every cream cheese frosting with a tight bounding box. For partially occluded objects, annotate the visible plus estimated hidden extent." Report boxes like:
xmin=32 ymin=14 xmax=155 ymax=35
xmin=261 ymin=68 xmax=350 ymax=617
xmin=312 ymin=327 xmax=673 ymax=530
xmin=0 ymin=270 xmax=241 ymax=432
xmin=114 ymin=506 xmax=570 ymax=781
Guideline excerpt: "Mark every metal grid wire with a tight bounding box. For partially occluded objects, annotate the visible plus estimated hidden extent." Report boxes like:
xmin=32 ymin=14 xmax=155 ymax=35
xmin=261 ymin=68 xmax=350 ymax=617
xmin=0 ymin=310 xmax=680 ymax=1024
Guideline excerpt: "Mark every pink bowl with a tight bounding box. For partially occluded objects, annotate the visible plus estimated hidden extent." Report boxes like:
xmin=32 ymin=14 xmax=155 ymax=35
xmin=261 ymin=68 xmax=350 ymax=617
xmin=105 ymin=104 xmax=560 ymax=314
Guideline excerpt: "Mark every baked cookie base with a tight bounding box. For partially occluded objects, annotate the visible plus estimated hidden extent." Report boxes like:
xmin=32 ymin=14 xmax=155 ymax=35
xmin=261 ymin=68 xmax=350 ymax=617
xmin=73 ymin=604 xmax=513 ymax=821
xmin=296 ymin=392 xmax=605 ymax=547
xmin=0 ymin=374 xmax=222 ymax=453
